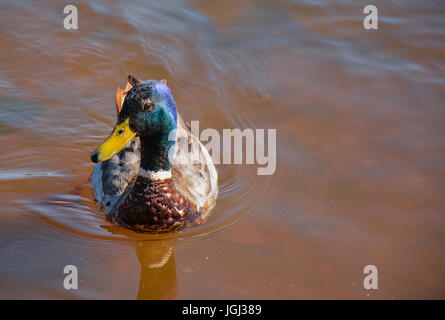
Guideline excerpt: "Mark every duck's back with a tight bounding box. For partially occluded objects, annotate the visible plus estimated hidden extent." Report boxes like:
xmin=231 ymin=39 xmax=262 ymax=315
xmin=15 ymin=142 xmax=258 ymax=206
xmin=172 ymin=115 xmax=218 ymax=218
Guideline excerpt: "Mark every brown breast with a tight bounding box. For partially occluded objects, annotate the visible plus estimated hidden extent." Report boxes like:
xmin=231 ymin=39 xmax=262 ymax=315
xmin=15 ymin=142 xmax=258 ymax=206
xmin=116 ymin=176 xmax=200 ymax=232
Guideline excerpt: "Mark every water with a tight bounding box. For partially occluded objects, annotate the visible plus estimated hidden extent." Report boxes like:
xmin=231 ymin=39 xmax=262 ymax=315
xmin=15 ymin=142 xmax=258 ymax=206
xmin=0 ymin=0 xmax=444 ymax=299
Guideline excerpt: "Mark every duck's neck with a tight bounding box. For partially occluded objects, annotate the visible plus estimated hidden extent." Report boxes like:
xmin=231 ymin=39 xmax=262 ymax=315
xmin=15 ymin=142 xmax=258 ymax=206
xmin=138 ymin=131 xmax=175 ymax=175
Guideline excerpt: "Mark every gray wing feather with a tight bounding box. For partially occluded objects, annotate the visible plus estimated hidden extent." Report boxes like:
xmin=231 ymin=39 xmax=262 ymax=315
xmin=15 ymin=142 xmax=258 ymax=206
xmin=172 ymin=114 xmax=218 ymax=216
xmin=91 ymin=139 xmax=140 ymax=215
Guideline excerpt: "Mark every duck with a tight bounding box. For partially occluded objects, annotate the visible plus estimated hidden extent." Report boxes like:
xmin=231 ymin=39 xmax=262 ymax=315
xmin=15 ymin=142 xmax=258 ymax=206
xmin=90 ymin=75 xmax=218 ymax=233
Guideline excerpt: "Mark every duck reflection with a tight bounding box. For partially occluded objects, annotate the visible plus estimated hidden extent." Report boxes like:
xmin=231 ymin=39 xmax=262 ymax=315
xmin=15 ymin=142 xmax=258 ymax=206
xmin=134 ymin=237 xmax=177 ymax=299
xmin=101 ymin=224 xmax=178 ymax=299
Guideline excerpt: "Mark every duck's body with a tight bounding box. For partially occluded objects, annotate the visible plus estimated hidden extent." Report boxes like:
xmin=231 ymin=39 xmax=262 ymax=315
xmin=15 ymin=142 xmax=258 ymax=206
xmin=90 ymin=76 xmax=217 ymax=232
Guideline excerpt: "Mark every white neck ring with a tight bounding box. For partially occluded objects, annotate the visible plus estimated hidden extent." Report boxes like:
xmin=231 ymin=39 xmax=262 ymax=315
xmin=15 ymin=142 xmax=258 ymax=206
xmin=139 ymin=168 xmax=172 ymax=180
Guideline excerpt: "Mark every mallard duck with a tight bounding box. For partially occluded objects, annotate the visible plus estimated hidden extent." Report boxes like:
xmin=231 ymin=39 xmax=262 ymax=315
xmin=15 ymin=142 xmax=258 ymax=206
xmin=90 ymin=75 xmax=218 ymax=232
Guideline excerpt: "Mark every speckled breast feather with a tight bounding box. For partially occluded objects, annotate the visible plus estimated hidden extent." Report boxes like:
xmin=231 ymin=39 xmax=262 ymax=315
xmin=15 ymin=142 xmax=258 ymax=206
xmin=116 ymin=176 xmax=200 ymax=232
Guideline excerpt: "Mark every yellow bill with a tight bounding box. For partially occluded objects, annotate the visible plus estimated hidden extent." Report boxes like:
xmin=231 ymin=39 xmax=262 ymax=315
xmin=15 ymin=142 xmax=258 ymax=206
xmin=90 ymin=118 xmax=136 ymax=163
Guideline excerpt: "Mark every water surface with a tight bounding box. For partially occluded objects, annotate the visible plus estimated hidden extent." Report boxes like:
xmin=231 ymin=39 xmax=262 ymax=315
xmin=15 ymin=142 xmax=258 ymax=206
xmin=0 ymin=0 xmax=444 ymax=299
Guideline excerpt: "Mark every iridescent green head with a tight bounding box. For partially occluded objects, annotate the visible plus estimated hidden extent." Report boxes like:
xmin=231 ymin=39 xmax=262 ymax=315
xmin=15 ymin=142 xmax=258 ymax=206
xmin=91 ymin=77 xmax=177 ymax=171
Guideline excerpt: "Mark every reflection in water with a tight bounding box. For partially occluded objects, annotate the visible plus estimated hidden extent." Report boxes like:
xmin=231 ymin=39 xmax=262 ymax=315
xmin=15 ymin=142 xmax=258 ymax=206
xmin=101 ymin=224 xmax=178 ymax=299
xmin=134 ymin=239 xmax=177 ymax=300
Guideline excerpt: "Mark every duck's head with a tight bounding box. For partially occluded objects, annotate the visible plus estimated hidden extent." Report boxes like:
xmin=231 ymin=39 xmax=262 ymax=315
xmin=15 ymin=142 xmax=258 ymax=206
xmin=90 ymin=76 xmax=177 ymax=163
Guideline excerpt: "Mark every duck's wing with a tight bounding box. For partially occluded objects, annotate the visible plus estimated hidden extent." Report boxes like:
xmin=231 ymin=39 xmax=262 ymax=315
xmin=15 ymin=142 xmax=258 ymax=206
xmin=172 ymin=114 xmax=218 ymax=217
xmin=91 ymin=139 xmax=141 ymax=215
xmin=91 ymin=79 xmax=141 ymax=215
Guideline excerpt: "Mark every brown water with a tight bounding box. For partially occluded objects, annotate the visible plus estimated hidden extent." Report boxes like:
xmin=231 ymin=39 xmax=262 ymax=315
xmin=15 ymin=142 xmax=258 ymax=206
xmin=0 ymin=0 xmax=444 ymax=299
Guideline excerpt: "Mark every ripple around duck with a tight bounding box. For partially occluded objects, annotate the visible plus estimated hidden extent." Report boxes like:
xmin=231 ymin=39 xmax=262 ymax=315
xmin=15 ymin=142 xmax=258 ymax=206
xmin=25 ymin=93 xmax=275 ymax=247
xmin=24 ymin=165 xmax=273 ymax=246
xmin=0 ymin=0 xmax=279 ymax=255
xmin=21 ymin=37 xmax=276 ymax=245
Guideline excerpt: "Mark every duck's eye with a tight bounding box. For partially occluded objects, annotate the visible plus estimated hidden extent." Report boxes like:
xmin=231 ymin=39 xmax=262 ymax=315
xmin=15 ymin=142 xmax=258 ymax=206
xmin=142 ymin=99 xmax=154 ymax=112
xmin=117 ymin=128 xmax=124 ymax=136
